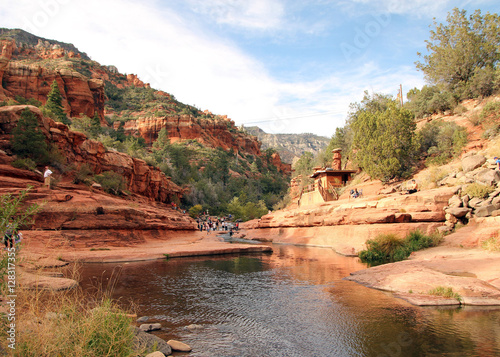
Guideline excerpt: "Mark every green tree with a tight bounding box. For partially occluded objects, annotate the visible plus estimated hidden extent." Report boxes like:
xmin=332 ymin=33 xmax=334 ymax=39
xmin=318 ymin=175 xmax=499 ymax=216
xmin=416 ymin=8 xmax=500 ymax=99
xmin=11 ymin=107 xmax=49 ymax=164
xmin=350 ymin=95 xmax=418 ymax=182
xmin=45 ymin=80 xmax=70 ymax=125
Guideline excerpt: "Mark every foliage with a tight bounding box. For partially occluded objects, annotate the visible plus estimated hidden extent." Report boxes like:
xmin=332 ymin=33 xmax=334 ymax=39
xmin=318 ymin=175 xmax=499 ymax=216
xmin=73 ymin=163 xmax=95 ymax=185
xmin=71 ymin=114 xmax=103 ymax=139
xmin=359 ymin=230 xmax=442 ymax=265
xmin=419 ymin=120 xmax=468 ymax=165
xmin=0 ymin=187 xmax=41 ymax=291
xmin=226 ymin=196 xmax=268 ymax=221
xmin=14 ymin=294 xmax=139 ymax=357
xmin=45 ymin=80 xmax=70 ymax=125
xmin=188 ymin=204 xmax=203 ymax=218
xmin=292 ymin=151 xmax=315 ymax=188
xmin=11 ymin=157 xmax=37 ymax=171
xmin=94 ymin=171 xmax=126 ymax=195
xmin=416 ymin=8 xmax=500 ymax=100
xmin=405 ymin=85 xmax=456 ymax=118
xmin=480 ymin=101 xmax=500 ymax=122
xmin=11 ymin=107 xmax=49 ymax=164
xmin=464 ymin=182 xmax=494 ymax=199
xmin=350 ymin=94 xmax=419 ymax=182
xmin=482 ymin=235 xmax=500 ymax=251
xmin=428 ymin=286 xmax=462 ymax=302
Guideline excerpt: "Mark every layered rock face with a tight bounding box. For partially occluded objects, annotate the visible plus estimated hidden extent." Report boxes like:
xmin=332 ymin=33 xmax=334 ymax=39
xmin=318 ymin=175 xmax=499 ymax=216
xmin=241 ymin=186 xmax=458 ymax=255
xmin=0 ymin=39 xmax=105 ymax=122
xmin=0 ymin=105 xmax=183 ymax=203
xmin=123 ymin=115 xmax=262 ymax=156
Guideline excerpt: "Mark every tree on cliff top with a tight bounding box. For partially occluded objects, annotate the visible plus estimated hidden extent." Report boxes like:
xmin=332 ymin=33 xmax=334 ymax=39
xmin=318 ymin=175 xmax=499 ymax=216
xmin=416 ymin=8 xmax=500 ymax=99
xmin=45 ymin=80 xmax=70 ymax=125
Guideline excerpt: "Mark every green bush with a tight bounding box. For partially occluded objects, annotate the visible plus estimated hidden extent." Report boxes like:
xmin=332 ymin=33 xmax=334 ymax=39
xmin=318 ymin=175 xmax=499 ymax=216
xmin=464 ymin=182 xmax=494 ymax=199
xmin=11 ymin=107 xmax=50 ymax=164
xmin=73 ymin=164 xmax=94 ymax=185
xmin=480 ymin=101 xmax=500 ymax=122
xmin=11 ymin=158 xmax=37 ymax=171
xmin=188 ymin=204 xmax=203 ymax=218
xmin=359 ymin=230 xmax=442 ymax=265
xmin=94 ymin=171 xmax=125 ymax=195
xmin=419 ymin=120 xmax=468 ymax=165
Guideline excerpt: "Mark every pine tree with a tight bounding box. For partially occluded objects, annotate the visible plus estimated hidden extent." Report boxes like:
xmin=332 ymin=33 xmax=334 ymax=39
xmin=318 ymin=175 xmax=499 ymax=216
xmin=11 ymin=108 xmax=49 ymax=164
xmin=46 ymin=80 xmax=70 ymax=125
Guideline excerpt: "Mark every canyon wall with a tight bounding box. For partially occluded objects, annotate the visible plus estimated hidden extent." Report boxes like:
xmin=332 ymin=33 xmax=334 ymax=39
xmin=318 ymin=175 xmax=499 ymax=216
xmin=241 ymin=186 xmax=458 ymax=255
xmin=0 ymin=105 xmax=183 ymax=203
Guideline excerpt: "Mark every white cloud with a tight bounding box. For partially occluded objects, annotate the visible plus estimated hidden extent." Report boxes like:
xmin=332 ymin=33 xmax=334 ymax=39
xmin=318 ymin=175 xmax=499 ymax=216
xmin=1 ymin=0 xmax=428 ymax=137
xmin=185 ymin=0 xmax=285 ymax=30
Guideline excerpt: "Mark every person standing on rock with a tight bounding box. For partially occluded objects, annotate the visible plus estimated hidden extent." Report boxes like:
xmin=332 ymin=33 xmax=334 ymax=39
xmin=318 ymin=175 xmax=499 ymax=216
xmin=43 ymin=166 xmax=53 ymax=189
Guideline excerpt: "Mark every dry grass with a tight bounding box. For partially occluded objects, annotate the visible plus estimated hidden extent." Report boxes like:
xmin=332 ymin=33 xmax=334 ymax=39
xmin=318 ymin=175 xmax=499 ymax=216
xmin=482 ymin=235 xmax=500 ymax=252
xmin=1 ymin=263 xmax=143 ymax=357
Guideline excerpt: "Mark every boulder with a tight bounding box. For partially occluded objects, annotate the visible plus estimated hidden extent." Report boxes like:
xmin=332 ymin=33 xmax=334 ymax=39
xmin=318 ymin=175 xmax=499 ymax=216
xmin=448 ymin=195 xmax=462 ymax=208
xmin=492 ymin=196 xmax=500 ymax=209
xmin=462 ymin=155 xmax=486 ymax=173
xmin=133 ymin=327 xmax=172 ymax=356
xmin=167 ymin=340 xmax=192 ymax=352
xmin=468 ymin=197 xmax=484 ymax=208
xmin=145 ymin=352 xmax=165 ymax=357
xmin=475 ymin=204 xmax=496 ymax=218
xmin=476 ymin=169 xmax=500 ymax=186
xmin=445 ymin=207 xmax=471 ymax=218
xmin=139 ymin=323 xmax=162 ymax=332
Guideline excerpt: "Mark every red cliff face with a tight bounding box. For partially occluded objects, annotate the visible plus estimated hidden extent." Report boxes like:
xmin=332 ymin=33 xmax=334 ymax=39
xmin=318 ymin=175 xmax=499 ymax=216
xmin=0 ymin=39 xmax=106 ymax=123
xmin=122 ymin=115 xmax=263 ymax=156
xmin=0 ymin=105 xmax=183 ymax=203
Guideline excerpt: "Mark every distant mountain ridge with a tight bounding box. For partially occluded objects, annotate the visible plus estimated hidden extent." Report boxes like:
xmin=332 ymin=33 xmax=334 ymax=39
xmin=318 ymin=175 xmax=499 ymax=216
xmin=244 ymin=126 xmax=330 ymax=164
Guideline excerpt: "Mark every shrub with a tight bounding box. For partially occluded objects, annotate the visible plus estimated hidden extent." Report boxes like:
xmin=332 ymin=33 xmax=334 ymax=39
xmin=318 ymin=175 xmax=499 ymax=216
xmin=480 ymin=101 xmax=500 ymax=122
xmin=188 ymin=204 xmax=203 ymax=218
xmin=14 ymin=293 xmax=140 ymax=357
xmin=482 ymin=235 xmax=500 ymax=252
xmin=464 ymin=183 xmax=494 ymax=199
xmin=11 ymin=158 xmax=37 ymax=171
xmin=73 ymin=164 xmax=94 ymax=185
xmin=428 ymin=286 xmax=462 ymax=302
xmin=359 ymin=230 xmax=442 ymax=265
xmin=94 ymin=171 xmax=125 ymax=195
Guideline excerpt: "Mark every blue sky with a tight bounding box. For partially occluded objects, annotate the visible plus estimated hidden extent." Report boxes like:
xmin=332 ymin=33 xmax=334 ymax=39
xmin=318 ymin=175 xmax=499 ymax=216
xmin=2 ymin=0 xmax=500 ymax=136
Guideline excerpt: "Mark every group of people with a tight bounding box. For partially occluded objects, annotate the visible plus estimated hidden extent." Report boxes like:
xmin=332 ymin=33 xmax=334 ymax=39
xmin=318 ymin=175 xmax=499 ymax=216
xmin=350 ymin=188 xmax=362 ymax=199
xmin=197 ymin=217 xmax=238 ymax=235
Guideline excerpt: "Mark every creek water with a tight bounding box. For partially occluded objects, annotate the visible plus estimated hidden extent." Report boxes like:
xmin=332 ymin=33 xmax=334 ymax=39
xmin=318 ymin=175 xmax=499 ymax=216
xmin=78 ymin=243 xmax=500 ymax=357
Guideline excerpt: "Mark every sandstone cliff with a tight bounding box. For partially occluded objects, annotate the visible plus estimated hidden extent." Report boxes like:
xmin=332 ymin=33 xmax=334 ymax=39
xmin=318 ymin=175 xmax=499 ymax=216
xmin=0 ymin=105 xmax=183 ymax=203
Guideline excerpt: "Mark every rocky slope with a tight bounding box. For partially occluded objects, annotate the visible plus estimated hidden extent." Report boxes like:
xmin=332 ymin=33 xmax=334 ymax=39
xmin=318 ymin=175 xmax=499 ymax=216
xmin=0 ymin=29 xmax=290 ymax=171
xmin=0 ymin=105 xmax=183 ymax=203
xmin=244 ymin=126 xmax=329 ymax=164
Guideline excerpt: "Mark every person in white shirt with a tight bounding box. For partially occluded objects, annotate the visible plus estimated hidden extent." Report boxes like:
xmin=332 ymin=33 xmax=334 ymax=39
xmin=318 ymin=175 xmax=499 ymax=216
xmin=44 ymin=166 xmax=53 ymax=189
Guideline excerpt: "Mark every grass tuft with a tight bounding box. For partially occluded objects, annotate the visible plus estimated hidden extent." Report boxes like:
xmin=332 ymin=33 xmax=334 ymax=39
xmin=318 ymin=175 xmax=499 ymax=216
xmin=428 ymin=286 xmax=462 ymax=302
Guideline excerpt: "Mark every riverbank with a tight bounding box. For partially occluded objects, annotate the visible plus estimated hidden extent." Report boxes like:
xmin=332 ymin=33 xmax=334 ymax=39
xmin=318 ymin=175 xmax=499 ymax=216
xmin=17 ymin=231 xmax=272 ymax=290
xmin=240 ymin=183 xmax=500 ymax=306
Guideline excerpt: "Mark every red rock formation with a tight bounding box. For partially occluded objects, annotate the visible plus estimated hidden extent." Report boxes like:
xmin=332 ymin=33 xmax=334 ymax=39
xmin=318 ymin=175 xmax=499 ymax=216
xmin=126 ymin=73 xmax=150 ymax=88
xmin=0 ymin=39 xmax=105 ymax=123
xmin=122 ymin=115 xmax=262 ymax=156
xmin=0 ymin=105 xmax=183 ymax=203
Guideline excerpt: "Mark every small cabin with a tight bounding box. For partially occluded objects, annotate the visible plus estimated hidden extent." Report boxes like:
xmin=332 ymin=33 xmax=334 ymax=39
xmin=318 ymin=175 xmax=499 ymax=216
xmin=295 ymin=149 xmax=357 ymax=206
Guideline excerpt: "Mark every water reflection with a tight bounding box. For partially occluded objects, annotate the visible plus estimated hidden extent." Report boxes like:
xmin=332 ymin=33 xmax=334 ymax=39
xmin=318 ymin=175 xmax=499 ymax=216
xmin=78 ymin=245 xmax=500 ymax=357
